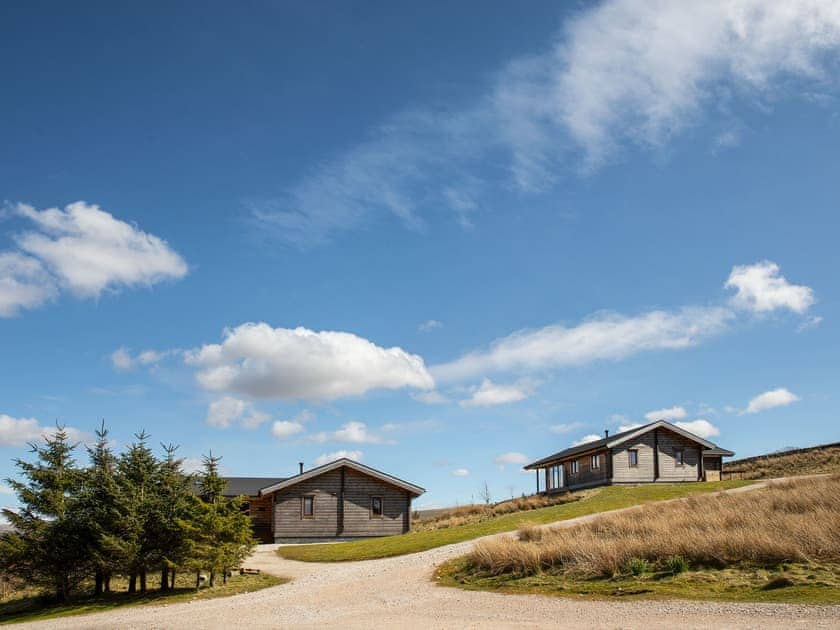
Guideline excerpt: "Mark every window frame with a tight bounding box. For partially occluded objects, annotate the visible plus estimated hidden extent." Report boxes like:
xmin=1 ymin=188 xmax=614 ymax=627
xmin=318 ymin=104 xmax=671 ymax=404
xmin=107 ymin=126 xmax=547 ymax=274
xmin=370 ymin=495 xmax=384 ymax=519
xmin=590 ymin=454 xmax=600 ymax=470
xmin=570 ymin=460 xmax=579 ymax=475
xmin=674 ymin=448 xmax=685 ymax=467
xmin=628 ymin=449 xmax=639 ymax=467
xmin=301 ymin=495 xmax=315 ymax=519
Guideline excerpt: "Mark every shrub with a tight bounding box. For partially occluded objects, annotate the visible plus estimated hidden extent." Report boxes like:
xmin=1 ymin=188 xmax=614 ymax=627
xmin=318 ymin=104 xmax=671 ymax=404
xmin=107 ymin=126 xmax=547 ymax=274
xmin=668 ymin=555 xmax=689 ymax=574
xmin=627 ymin=557 xmax=649 ymax=576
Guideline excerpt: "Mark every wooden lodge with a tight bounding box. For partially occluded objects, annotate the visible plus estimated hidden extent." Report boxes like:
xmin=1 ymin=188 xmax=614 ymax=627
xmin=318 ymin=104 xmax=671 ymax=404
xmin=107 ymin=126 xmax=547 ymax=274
xmin=221 ymin=458 xmax=424 ymax=543
xmin=525 ymin=420 xmax=734 ymax=493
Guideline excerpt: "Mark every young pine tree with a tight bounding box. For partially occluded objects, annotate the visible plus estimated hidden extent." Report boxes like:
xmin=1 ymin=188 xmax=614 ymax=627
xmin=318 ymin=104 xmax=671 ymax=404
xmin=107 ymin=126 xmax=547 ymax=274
xmin=118 ymin=431 xmax=159 ymax=593
xmin=73 ymin=422 xmax=131 ymax=595
xmin=0 ymin=426 xmax=89 ymax=602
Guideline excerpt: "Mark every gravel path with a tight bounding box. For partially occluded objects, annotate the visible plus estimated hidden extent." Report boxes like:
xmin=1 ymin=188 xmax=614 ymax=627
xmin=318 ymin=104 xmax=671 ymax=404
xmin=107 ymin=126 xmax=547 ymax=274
xmin=18 ymin=479 xmax=840 ymax=629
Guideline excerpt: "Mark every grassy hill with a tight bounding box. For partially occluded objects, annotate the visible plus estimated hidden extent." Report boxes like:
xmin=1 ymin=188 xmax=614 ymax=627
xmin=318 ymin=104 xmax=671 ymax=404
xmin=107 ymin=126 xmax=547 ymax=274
xmin=723 ymin=442 xmax=840 ymax=480
xmin=439 ymin=474 xmax=840 ymax=604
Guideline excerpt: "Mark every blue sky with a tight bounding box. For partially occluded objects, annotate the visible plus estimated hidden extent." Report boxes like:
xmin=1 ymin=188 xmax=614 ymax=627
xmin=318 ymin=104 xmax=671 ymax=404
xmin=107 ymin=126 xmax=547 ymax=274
xmin=1 ymin=1 xmax=839 ymax=510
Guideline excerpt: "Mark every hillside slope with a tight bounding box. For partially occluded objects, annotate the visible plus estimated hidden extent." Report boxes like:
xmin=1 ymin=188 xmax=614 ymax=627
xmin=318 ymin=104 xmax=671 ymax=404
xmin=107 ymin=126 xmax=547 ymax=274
xmin=723 ymin=442 xmax=840 ymax=479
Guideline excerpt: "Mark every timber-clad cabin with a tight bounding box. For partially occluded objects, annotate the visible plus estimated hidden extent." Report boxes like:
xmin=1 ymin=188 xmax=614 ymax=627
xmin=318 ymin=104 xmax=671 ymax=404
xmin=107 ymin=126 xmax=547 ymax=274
xmin=221 ymin=458 xmax=424 ymax=543
xmin=525 ymin=420 xmax=734 ymax=493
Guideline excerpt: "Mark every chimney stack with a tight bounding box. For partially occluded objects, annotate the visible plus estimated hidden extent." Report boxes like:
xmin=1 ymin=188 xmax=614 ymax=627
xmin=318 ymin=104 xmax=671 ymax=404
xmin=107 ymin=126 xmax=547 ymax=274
xmin=604 ymin=429 xmax=609 ymax=438
xmin=299 ymin=462 xmax=304 ymax=475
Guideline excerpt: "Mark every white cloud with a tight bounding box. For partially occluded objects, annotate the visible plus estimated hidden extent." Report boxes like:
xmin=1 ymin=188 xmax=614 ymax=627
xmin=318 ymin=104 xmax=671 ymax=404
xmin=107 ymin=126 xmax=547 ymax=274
xmin=293 ymin=409 xmax=316 ymax=423
xmin=0 ymin=414 xmax=86 ymax=448
xmin=380 ymin=419 xmax=438 ymax=433
xmin=617 ymin=422 xmax=644 ymax=433
xmin=459 ymin=378 xmax=534 ymax=407
xmin=452 ymin=468 xmax=470 ymax=477
xmin=0 ymin=202 xmax=187 ymax=316
xmin=418 ymin=319 xmax=443 ymax=332
xmin=251 ymin=2 xmax=840 ymax=244
xmin=186 ymin=322 xmax=433 ymax=401
xmin=314 ymin=450 xmax=363 ymax=467
xmin=674 ymin=419 xmax=720 ymax=439
xmin=110 ymin=347 xmax=175 ymax=371
xmin=271 ymin=420 xmax=305 ymax=440
xmin=572 ymin=434 xmax=602 ymax=447
xmin=494 ymin=452 xmax=529 ymax=470
xmin=797 ymin=315 xmax=823 ymax=332
xmin=412 ymin=390 xmax=450 ymax=405
xmin=644 ymin=406 xmax=688 ymax=422
xmin=726 ymin=261 xmax=815 ymax=314
xmin=110 ymin=347 xmax=134 ymax=371
xmin=205 ymin=396 xmax=269 ymax=429
xmin=433 ymin=307 xmax=732 ymax=382
xmin=309 ymin=421 xmax=391 ymax=445
xmin=180 ymin=457 xmax=205 ymax=475
xmin=0 ymin=252 xmax=57 ymax=317
xmin=742 ymin=387 xmax=800 ymax=414
xmin=548 ymin=422 xmax=585 ymax=434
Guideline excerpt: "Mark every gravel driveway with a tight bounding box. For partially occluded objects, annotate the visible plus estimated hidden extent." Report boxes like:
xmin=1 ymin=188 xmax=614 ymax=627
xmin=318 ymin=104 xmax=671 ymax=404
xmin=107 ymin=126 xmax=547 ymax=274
xmin=18 ymin=480 xmax=840 ymax=629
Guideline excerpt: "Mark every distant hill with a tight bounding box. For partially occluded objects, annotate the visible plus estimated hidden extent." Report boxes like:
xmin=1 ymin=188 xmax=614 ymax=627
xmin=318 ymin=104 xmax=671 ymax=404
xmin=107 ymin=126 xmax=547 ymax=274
xmin=723 ymin=441 xmax=840 ymax=480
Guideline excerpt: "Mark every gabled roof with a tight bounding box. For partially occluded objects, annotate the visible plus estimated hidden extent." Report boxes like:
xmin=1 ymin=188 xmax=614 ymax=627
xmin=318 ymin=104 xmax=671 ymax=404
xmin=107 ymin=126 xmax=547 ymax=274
xmin=258 ymin=458 xmax=425 ymax=497
xmin=524 ymin=420 xmax=732 ymax=470
xmin=221 ymin=477 xmax=287 ymax=497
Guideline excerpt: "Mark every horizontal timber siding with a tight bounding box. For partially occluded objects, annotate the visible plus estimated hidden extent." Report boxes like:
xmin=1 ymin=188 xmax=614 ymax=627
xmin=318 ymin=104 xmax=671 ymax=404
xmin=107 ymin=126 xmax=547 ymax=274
xmin=342 ymin=468 xmax=408 ymax=537
xmin=657 ymin=429 xmax=701 ymax=482
xmin=611 ymin=432 xmax=656 ymax=483
xmin=564 ymin=449 xmax=610 ymax=490
xmin=272 ymin=469 xmax=340 ymax=538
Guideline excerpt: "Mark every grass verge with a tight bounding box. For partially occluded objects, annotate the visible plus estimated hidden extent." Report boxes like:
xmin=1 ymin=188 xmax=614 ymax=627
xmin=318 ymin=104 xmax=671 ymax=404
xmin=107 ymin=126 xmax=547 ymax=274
xmin=276 ymin=480 xmax=754 ymax=562
xmin=436 ymin=558 xmax=840 ymax=604
xmin=0 ymin=572 xmax=288 ymax=625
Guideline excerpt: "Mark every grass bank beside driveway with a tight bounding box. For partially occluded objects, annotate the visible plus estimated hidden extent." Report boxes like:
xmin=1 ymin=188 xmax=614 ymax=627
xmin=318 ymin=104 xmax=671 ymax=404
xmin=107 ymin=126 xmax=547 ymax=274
xmin=437 ymin=475 xmax=840 ymax=605
xmin=0 ymin=573 xmax=287 ymax=626
xmin=276 ymin=480 xmax=754 ymax=562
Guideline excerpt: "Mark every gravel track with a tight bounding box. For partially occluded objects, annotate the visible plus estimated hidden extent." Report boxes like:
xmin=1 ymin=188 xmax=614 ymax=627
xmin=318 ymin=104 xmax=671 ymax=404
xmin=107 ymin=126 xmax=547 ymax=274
xmin=18 ymin=479 xmax=840 ymax=629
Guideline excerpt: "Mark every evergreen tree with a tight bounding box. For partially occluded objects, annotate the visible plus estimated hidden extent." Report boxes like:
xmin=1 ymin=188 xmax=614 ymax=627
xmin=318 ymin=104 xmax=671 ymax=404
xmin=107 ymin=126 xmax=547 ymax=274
xmin=0 ymin=426 xmax=88 ymax=601
xmin=118 ymin=431 xmax=159 ymax=593
xmin=150 ymin=443 xmax=192 ymax=591
xmin=73 ymin=422 xmax=130 ymax=595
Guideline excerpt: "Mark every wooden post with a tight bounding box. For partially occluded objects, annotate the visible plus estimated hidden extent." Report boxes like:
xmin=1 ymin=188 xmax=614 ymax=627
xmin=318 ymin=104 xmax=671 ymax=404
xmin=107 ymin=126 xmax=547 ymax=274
xmin=653 ymin=429 xmax=660 ymax=481
xmin=698 ymin=449 xmax=705 ymax=481
xmin=337 ymin=466 xmax=345 ymax=536
xmin=535 ymin=469 xmax=540 ymax=494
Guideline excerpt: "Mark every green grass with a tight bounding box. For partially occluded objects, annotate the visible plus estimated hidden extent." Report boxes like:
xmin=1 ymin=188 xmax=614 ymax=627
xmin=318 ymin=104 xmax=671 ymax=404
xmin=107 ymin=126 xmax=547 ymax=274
xmin=436 ymin=558 xmax=840 ymax=604
xmin=0 ymin=572 xmax=288 ymax=625
xmin=276 ymin=480 xmax=754 ymax=562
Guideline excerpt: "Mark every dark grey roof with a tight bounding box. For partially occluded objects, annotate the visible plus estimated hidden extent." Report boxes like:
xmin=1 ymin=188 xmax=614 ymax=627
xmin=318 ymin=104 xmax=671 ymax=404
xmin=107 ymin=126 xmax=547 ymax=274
xmin=525 ymin=420 xmax=733 ymax=469
xmin=525 ymin=425 xmax=639 ymax=469
xmin=221 ymin=477 xmax=286 ymax=497
xmin=704 ymin=447 xmax=735 ymax=457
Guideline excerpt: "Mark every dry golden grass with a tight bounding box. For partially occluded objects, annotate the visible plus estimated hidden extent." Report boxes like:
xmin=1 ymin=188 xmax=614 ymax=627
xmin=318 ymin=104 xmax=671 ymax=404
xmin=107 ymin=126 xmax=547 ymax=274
xmin=723 ymin=443 xmax=840 ymax=479
xmin=413 ymin=491 xmax=596 ymax=532
xmin=468 ymin=475 xmax=840 ymax=579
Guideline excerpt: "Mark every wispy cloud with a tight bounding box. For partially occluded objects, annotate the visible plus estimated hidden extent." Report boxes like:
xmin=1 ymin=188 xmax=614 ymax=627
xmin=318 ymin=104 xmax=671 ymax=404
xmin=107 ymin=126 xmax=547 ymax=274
xmin=459 ymin=378 xmax=536 ymax=407
xmin=433 ymin=307 xmax=732 ymax=382
xmin=252 ymin=1 xmax=840 ymax=245
xmin=314 ymin=450 xmax=363 ymax=467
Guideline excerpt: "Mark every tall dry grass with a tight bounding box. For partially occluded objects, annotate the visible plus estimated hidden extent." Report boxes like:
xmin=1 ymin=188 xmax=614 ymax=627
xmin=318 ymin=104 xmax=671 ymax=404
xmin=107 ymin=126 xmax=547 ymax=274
xmin=468 ymin=475 xmax=840 ymax=578
xmin=723 ymin=443 xmax=840 ymax=480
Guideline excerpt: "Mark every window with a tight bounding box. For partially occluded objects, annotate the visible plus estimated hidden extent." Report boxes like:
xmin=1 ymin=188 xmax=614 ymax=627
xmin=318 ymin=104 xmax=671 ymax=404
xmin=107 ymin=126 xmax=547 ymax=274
xmin=629 ymin=449 xmax=639 ymax=467
xmin=674 ymin=449 xmax=685 ymax=467
xmin=591 ymin=454 xmax=600 ymax=469
xmin=548 ymin=464 xmax=562 ymax=489
xmin=302 ymin=495 xmax=314 ymax=518
xmin=570 ymin=460 xmax=579 ymax=475
xmin=370 ymin=496 xmax=383 ymax=518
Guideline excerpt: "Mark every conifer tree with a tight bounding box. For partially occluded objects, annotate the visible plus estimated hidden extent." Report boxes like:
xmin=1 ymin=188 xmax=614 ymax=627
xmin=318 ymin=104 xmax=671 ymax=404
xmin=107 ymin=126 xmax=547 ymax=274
xmin=0 ymin=426 xmax=88 ymax=601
